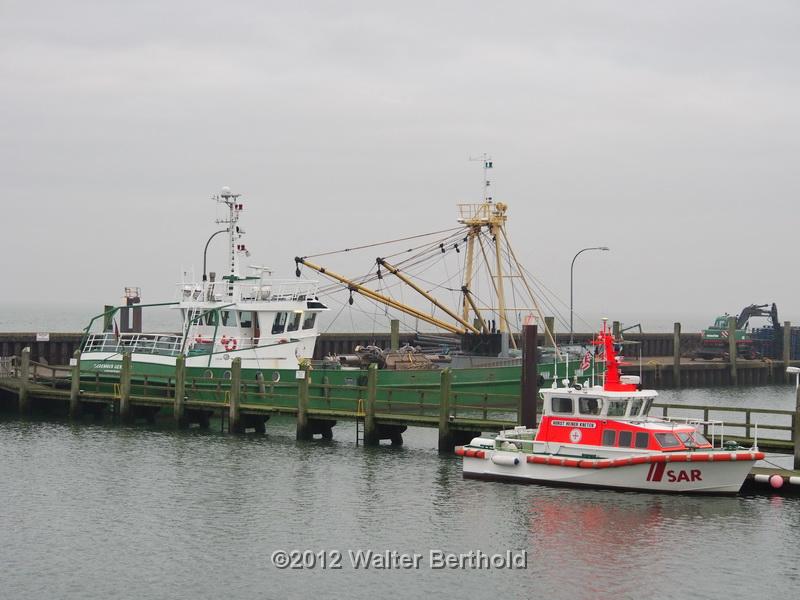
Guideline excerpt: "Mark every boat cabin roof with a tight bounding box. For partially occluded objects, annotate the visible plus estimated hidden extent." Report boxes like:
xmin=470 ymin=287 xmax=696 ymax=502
xmin=541 ymin=385 xmax=658 ymax=421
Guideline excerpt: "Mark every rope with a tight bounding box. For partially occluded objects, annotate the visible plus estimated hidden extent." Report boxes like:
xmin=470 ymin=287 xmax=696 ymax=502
xmin=301 ymin=226 xmax=464 ymax=259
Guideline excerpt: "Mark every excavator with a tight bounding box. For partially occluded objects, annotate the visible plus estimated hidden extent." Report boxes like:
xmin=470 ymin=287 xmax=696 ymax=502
xmin=695 ymin=303 xmax=781 ymax=360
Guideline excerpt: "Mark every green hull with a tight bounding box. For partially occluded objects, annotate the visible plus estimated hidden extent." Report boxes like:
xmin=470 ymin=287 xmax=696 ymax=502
xmin=79 ymin=356 xmax=600 ymax=419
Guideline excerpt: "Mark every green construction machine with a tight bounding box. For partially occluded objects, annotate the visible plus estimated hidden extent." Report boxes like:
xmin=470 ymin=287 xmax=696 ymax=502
xmin=695 ymin=303 xmax=780 ymax=360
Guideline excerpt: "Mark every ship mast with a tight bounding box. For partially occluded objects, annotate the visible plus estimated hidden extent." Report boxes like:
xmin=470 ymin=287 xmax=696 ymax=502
xmin=215 ymin=187 xmax=248 ymax=297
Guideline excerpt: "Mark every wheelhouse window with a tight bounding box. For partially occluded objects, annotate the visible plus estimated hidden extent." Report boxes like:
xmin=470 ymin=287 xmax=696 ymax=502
xmin=642 ymin=397 xmax=654 ymax=416
xmin=601 ymin=429 xmax=617 ymax=446
xmin=690 ymin=431 xmax=712 ymax=447
xmin=629 ymin=398 xmax=644 ymax=417
xmin=579 ymin=397 xmax=602 ymax=416
xmin=634 ymin=432 xmax=649 ymax=449
xmin=302 ymin=313 xmax=317 ymax=330
xmin=287 ymin=311 xmax=302 ymax=332
xmin=240 ymin=311 xmax=253 ymax=328
xmin=654 ymin=433 xmax=682 ymax=449
xmin=551 ymin=397 xmax=573 ymax=414
xmin=618 ymin=431 xmax=632 ymax=447
xmin=607 ymin=400 xmax=627 ymax=417
xmin=220 ymin=310 xmax=233 ymax=326
xmin=272 ymin=312 xmax=288 ymax=334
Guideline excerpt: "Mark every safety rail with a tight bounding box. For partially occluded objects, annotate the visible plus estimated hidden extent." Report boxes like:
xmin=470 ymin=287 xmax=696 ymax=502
xmin=178 ymin=278 xmax=320 ymax=304
xmin=653 ymin=402 xmax=794 ymax=446
xmin=83 ymin=333 xmax=184 ymax=357
xmin=451 ymin=390 xmax=518 ymax=422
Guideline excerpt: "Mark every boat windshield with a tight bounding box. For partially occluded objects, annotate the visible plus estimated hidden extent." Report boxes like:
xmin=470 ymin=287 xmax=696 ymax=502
xmin=578 ymin=397 xmax=602 ymax=416
xmin=654 ymin=433 xmax=682 ymax=449
xmin=629 ymin=397 xmax=644 ymax=417
xmin=607 ymin=399 xmax=627 ymax=417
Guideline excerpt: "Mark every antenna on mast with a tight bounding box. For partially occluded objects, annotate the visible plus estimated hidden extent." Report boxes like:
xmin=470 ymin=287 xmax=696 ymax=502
xmin=468 ymin=153 xmax=493 ymax=203
xmin=213 ymin=187 xmax=248 ymax=296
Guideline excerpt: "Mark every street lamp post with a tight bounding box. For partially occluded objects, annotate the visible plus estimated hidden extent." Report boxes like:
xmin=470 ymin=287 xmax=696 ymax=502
xmin=202 ymin=229 xmax=229 ymax=282
xmin=570 ymin=246 xmax=610 ymax=344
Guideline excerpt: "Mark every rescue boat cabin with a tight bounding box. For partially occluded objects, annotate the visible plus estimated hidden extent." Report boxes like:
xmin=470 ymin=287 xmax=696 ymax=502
xmin=530 ymin=322 xmax=712 ymax=455
xmin=535 ymin=386 xmax=713 ymax=454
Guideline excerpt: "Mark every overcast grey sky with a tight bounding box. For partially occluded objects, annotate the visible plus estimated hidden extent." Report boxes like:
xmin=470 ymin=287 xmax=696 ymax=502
xmin=1 ymin=0 xmax=798 ymax=332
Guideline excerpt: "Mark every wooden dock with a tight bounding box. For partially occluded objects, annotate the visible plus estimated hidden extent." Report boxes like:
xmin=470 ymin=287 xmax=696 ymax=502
xmin=2 ymin=347 xmax=800 ymax=494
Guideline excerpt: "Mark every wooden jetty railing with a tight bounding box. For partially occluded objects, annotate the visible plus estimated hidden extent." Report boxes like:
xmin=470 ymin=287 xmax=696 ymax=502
xmin=1 ymin=347 xmax=799 ymax=462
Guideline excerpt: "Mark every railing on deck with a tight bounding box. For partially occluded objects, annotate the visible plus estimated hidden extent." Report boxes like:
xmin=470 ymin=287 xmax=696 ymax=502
xmin=179 ymin=278 xmax=320 ymax=304
xmin=654 ymin=402 xmax=794 ymax=448
xmin=83 ymin=333 xmax=183 ymax=357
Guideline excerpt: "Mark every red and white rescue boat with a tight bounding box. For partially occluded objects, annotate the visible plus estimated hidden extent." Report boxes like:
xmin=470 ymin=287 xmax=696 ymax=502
xmin=456 ymin=322 xmax=764 ymax=494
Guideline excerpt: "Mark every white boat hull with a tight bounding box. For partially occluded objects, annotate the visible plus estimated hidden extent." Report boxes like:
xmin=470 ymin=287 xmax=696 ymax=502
xmin=460 ymin=449 xmax=761 ymax=494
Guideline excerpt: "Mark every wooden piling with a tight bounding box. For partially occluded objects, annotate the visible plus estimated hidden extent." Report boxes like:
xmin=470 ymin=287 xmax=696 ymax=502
xmin=390 ymin=319 xmax=400 ymax=351
xmin=544 ymin=317 xmax=555 ymax=347
xmin=119 ymin=352 xmax=132 ymax=422
xmin=794 ymin=381 xmax=800 ymax=470
xmin=69 ymin=350 xmax=81 ymax=418
xmin=295 ymin=366 xmax=310 ymax=439
xmin=18 ymin=347 xmax=30 ymax=414
xmin=437 ymin=368 xmax=452 ymax=453
xmin=363 ymin=363 xmax=378 ymax=446
xmin=173 ymin=354 xmax=186 ymax=428
xmin=784 ymin=321 xmax=792 ymax=383
xmin=673 ymin=322 xmax=681 ymax=388
xmin=229 ymin=357 xmax=242 ymax=433
xmin=520 ymin=324 xmax=538 ymax=428
xmin=728 ymin=316 xmax=737 ymax=386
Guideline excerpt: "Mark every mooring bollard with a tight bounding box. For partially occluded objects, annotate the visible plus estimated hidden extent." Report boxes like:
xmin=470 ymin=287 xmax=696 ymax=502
xmin=437 ymin=368 xmax=452 ymax=453
xmin=229 ymin=357 xmax=242 ymax=433
xmin=295 ymin=365 xmax=310 ymax=439
xmin=119 ymin=352 xmax=132 ymax=422
xmin=728 ymin=316 xmax=737 ymax=385
xmin=174 ymin=354 xmax=186 ymax=428
xmin=673 ymin=322 xmax=681 ymax=388
xmin=69 ymin=349 xmax=81 ymax=418
xmin=18 ymin=347 xmax=30 ymax=414
xmin=363 ymin=363 xmax=378 ymax=446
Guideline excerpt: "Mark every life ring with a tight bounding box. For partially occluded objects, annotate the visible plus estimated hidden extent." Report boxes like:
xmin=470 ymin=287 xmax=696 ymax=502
xmin=224 ymin=337 xmax=238 ymax=352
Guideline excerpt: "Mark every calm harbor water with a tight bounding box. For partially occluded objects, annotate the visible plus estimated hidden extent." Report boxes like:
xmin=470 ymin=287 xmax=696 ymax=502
xmin=1 ymin=387 xmax=799 ymax=599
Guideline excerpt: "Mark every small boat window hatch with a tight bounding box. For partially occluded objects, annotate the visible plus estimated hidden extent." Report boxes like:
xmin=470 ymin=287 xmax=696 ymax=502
xmin=287 ymin=312 xmax=302 ymax=332
xmin=601 ymin=429 xmax=617 ymax=446
xmin=551 ymin=397 xmax=573 ymax=414
xmin=634 ymin=432 xmax=649 ymax=449
xmin=629 ymin=397 xmax=644 ymax=417
xmin=302 ymin=313 xmax=317 ymax=330
xmin=655 ymin=433 xmax=682 ymax=449
xmin=619 ymin=430 xmax=633 ymax=447
xmin=607 ymin=399 xmax=627 ymax=417
xmin=272 ymin=312 xmax=288 ymax=334
xmin=578 ymin=397 xmax=602 ymax=415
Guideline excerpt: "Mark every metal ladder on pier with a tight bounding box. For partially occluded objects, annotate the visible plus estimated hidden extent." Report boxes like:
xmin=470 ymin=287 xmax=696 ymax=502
xmin=355 ymin=398 xmax=365 ymax=446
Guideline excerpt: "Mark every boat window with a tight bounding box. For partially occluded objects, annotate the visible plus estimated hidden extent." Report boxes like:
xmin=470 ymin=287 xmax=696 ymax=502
xmin=272 ymin=312 xmax=287 ymax=334
xmin=654 ymin=433 xmax=682 ymax=449
xmin=551 ymin=397 xmax=573 ymax=414
xmin=206 ymin=311 xmax=218 ymax=326
xmin=629 ymin=398 xmax=644 ymax=417
xmin=221 ymin=310 xmax=233 ymax=326
xmin=578 ymin=397 xmax=602 ymax=415
xmin=642 ymin=397 xmax=654 ymax=416
xmin=618 ymin=431 xmax=632 ymax=447
xmin=690 ymin=431 xmax=712 ymax=447
xmin=677 ymin=432 xmax=698 ymax=448
xmin=287 ymin=311 xmax=302 ymax=332
xmin=607 ymin=400 xmax=627 ymax=417
xmin=602 ymin=429 xmax=616 ymax=446
xmin=240 ymin=311 xmax=253 ymax=328
xmin=634 ymin=432 xmax=649 ymax=449
xmin=303 ymin=313 xmax=317 ymax=330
